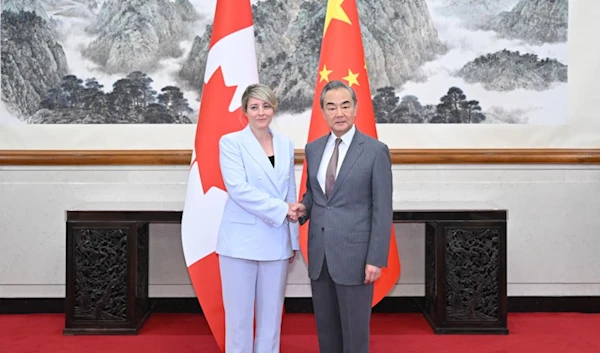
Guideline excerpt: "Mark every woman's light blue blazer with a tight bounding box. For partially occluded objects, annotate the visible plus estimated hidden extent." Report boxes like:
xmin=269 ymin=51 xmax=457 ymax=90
xmin=216 ymin=125 xmax=300 ymax=261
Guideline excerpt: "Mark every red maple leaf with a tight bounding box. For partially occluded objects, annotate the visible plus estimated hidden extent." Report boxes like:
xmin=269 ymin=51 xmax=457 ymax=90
xmin=194 ymin=67 xmax=245 ymax=194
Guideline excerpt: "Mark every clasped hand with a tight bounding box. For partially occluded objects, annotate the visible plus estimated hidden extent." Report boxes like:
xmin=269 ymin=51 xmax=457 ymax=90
xmin=286 ymin=202 xmax=306 ymax=223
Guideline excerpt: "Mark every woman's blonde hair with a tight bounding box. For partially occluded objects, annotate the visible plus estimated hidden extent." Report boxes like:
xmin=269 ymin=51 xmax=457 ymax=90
xmin=241 ymin=84 xmax=278 ymax=113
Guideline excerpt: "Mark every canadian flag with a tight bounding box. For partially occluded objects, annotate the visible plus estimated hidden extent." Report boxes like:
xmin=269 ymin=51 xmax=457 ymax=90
xmin=180 ymin=1 xmax=259 ymax=352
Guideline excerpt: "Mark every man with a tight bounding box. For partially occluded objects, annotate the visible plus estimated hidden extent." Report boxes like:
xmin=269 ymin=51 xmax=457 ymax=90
xmin=294 ymin=80 xmax=393 ymax=353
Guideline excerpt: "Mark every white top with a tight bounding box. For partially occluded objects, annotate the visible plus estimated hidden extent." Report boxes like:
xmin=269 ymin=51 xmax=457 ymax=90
xmin=392 ymin=201 xmax=505 ymax=211
xmin=316 ymin=124 xmax=356 ymax=192
xmin=67 ymin=200 xmax=504 ymax=213
xmin=65 ymin=201 xmax=184 ymax=221
xmin=66 ymin=201 xmax=184 ymax=212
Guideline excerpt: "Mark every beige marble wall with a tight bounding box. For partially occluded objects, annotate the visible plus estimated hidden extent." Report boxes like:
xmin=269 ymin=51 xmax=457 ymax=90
xmin=1 ymin=164 xmax=599 ymax=297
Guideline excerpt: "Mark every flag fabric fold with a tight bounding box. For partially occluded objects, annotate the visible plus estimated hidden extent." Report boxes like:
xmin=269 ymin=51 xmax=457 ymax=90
xmin=181 ymin=1 xmax=259 ymax=352
xmin=298 ymin=0 xmax=401 ymax=306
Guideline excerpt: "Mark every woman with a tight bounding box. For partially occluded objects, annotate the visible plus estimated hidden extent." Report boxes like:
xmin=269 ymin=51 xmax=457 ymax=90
xmin=216 ymin=84 xmax=299 ymax=353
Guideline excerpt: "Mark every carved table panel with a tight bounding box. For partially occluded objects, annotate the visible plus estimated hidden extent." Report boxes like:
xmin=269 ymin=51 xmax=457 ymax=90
xmin=64 ymin=204 xmax=180 ymax=335
xmin=394 ymin=202 xmax=508 ymax=334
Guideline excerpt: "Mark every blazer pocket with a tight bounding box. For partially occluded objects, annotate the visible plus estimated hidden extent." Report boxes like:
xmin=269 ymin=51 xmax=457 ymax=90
xmin=229 ymin=211 xmax=256 ymax=225
xmin=345 ymin=231 xmax=370 ymax=243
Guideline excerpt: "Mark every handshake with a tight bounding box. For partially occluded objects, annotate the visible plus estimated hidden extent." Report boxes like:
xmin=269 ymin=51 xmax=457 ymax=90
xmin=287 ymin=202 xmax=306 ymax=223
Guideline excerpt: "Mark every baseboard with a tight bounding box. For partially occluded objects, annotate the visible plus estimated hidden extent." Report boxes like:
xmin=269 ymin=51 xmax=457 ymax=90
xmin=1 ymin=296 xmax=598 ymax=315
xmin=0 ymin=298 xmax=65 ymax=314
xmin=507 ymin=297 xmax=600 ymax=313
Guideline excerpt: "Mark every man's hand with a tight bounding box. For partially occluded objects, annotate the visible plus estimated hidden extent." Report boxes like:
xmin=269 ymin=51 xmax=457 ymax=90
xmin=293 ymin=203 xmax=306 ymax=218
xmin=364 ymin=264 xmax=382 ymax=284
xmin=287 ymin=203 xmax=299 ymax=222
xmin=287 ymin=203 xmax=306 ymax=222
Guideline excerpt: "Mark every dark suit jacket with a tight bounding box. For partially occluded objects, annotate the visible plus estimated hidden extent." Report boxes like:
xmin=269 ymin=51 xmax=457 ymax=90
xmin=300 ymin=128 xmax=393 ymax=285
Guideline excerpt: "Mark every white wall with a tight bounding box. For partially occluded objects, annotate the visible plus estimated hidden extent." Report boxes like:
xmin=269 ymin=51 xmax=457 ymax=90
xmin=1 ymin=164 xmax=599 ymax=298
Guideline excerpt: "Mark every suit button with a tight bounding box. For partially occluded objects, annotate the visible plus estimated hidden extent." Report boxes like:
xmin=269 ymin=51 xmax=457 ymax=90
xmin=327 ymin=207 xmax=331 ymax=210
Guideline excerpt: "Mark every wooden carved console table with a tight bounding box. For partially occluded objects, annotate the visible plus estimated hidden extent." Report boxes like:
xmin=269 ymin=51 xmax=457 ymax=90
xmin=64 ymin=201 xmax=507 ymax=335
xmin=394 ymin=202 xmax=508 ymax=334
xmin=64 ymin=202 xmax=181 ymax=335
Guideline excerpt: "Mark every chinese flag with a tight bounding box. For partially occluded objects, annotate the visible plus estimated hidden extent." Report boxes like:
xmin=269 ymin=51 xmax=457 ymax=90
xmin=298 ymin=0 xmax=401 ymax=305
xmin=181 ymin=1 xmax=259 ymax=352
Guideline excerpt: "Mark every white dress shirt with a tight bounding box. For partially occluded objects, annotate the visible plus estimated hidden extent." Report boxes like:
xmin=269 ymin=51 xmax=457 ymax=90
xmin=317 ymin=124 xmax=356 ymax=192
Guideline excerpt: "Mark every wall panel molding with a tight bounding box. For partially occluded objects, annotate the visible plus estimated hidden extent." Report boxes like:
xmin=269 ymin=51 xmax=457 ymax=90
xmin=1 ymin=149 xmax=599 ymax=165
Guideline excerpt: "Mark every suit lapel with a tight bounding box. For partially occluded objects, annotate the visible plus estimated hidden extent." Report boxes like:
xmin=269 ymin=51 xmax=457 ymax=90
xmin=329 ymin=130 xmax=365 ymax=199
xmin=240 ymin=126 xmax=279 ymax=190
xmin=271 ymin=130 xmax=288 ymax=195
xmin=309 ymin=135 xmax=328 ymax=198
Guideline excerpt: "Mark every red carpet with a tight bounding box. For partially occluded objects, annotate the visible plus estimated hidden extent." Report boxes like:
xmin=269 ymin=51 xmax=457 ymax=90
xmin=1 ymin=313 xmax=599 ymax=353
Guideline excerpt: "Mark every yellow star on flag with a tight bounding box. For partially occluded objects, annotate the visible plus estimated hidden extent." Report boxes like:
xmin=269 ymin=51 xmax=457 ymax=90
xmin=324 ymin=0 xmax=352 ymax=35
xmin=319 ymin=65 xmax=333 ymax=82
xmin=343 ymin=69 xmax=360 ymax=87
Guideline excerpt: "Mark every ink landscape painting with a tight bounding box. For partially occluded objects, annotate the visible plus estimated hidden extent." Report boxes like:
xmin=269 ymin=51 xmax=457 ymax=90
xmin=1 ymin=0 xmax=568 ymax=126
